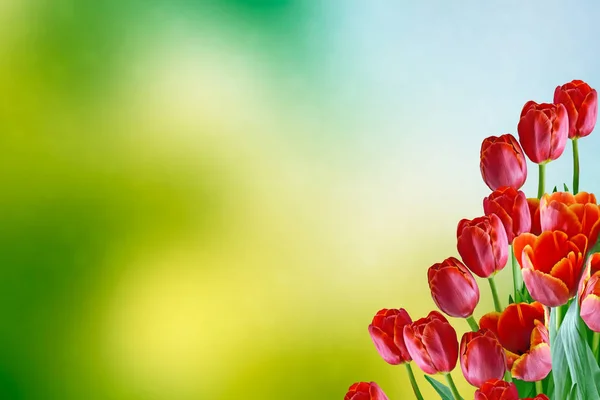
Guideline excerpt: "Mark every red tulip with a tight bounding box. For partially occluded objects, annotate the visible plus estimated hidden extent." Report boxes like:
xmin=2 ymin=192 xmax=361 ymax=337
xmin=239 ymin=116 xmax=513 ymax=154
xmin=524 ymin=396 xmax=550 ymax=400
xmin=554 ymin=79 xmax=598 ymax=139
xmin=368 ymin=308 xmax=412 ymax=364
xmin=344 ymin=382 xmax=389 ymax=400
xmin=480 ymin=134 xmax=528 ymax=191
xmin=403 ymin=311 xmax=458 ymax=374
xmin=483 ymin=187 xmax=531 ymax=243
xmin=540 ymin=191 xmax=600 ymax=248
xmin=527 ymin=198 xmax=542 ymax=235
xmin=514 ymin=230 xmax=587 ymax=307
xmin=457 ymin=214 xmax=508 ymax=278
xmin=479 ymin=302 xmax=551 ymax=382
xmin=579 ymin=254 xmax=600 ymax=332
xmin=460 ymin=329 xmax=507 ymax=387
xmin=428 ymin=257 xmax=480 ymax=318
xmin=474 ymin=379 xmax=519 ymax=400
xmin=517 ymin=101 xmax=569 ymax=164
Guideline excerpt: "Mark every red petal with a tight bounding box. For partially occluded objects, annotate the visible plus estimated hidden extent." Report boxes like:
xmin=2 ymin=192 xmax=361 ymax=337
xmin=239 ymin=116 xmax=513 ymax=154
xmin=577 ymin=89 xmax=598 ymax=137
xmin=581 ymin=294 xmax=600 ymax=332
xmin=458 ymin=226 xmax=495 ymax=278
xmin=513 ymin=233 xmax=537 ymax=268
xmin=403 ymin=325 xmax=437 ymax=374
xmin=522 ymin=267 xmax=570 ymax=307
xmin=511 ymin=343 xmax=552 ymax=381
xmin=421 ymin=319 xmax=458 ymax=373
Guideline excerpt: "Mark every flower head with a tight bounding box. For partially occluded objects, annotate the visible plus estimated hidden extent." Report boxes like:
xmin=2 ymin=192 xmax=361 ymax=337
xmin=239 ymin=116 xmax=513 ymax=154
xmin=368 ymin=308 xmax=412 ymax=364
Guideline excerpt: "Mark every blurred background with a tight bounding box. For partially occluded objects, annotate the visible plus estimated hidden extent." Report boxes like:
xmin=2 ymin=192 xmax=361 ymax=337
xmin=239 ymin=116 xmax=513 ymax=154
xmin=1 ymin=1 xmax=600 ymax=399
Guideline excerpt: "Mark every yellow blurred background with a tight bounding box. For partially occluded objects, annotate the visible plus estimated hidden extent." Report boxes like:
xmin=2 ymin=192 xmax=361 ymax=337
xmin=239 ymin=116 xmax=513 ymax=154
xmin=1 ymin=1 xmax=600 ymax=399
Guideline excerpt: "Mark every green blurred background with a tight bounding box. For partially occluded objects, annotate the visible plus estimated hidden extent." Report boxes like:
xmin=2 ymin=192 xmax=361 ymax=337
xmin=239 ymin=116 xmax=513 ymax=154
xmin=1 ymin=1 xmax=600 ymax=399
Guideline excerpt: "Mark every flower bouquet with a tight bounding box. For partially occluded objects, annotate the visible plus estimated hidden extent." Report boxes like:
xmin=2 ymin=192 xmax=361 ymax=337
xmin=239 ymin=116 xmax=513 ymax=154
xmin=344 ymin=80 xmax=600 ymax=400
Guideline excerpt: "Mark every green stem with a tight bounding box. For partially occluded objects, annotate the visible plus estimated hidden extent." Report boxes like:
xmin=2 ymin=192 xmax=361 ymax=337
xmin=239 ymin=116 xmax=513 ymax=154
xmin=535 ymin=380 xmax=543 ymax=395
xmin=488 ymin=276 xmax=502 ymax=312
xmin=554 ymin=305 xmax=565 ymax=332
xmin=573 ymin=138 xmax=580 ymax=195
xmin=593 ymin=332 xmax=600 ymax=363
xmin=537 ymin=163 xmax=546 ymax=199
xmin=503 ymin=370 xmax=513 ymax=382
xmin=404 ymin=363 xmax=424 ymax=400
xmin=510 ymin=245 xmax=521 ymax=302
xmin=444 ymin=373 xmax=462 ymax=400
xmin=466 ymin=315 xmax=479 ymax=332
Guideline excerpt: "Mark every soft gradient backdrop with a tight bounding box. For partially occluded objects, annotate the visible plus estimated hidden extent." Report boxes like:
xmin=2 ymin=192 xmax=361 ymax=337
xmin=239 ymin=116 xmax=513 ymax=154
xmin=1 ymin=1 xmax=600 ymax=399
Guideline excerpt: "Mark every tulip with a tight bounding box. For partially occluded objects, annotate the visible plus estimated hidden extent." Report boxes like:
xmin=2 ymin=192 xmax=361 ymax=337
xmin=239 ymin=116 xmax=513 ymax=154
xmin=474 ymin=379 xmax=519 ymax=400
xmin=368 ymin=308 xmax=412 ymax=365
xmin=428 ymin=257 xmax=479 ymax=319
xmin=523 ymin=396 xmax=550 ymax=400
xmin=403 ymin=311 xmax=458 ymax=375
xmin=579 ymin=255 xmax=600 ymax=333
xmin=527 ymin=198 xmax=542 ymax=235
xmin=479 ymin=302 xmax=551 ymax=382
xmin=484 ymin=187 xmax=531 ymax=243
xmin=344 ymin=382 xmax=389 ymax=400
xmin=480 ymin=134 xmax=527 ymax=191
xmin=517 ymin=101 xmax=569 ymax=164
xmin=554 ymin=80 xmax=598 ymax=139
xmin=540 ymin=191 xmax=600 ymax=249
xmin=460 ymin=329 xmax=507 ymax=387
xmin=457 ymin=214 xmax=508 ymax=278
xmin=513 ymin=230 xmax=587 ymax=307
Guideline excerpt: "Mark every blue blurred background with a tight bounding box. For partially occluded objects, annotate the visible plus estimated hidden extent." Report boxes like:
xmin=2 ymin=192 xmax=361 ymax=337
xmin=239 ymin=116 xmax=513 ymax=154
xmin=1 ymin=1 xmax=599 ymax=399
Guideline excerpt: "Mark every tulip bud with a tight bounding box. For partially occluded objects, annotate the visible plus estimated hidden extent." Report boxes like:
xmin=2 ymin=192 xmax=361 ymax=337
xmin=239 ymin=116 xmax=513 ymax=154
xmin=540 ymin=191 xmax=600 ymax=249
xmin=526 ymin=198 xmax=542 ymax=235
xmin=554 ymin=79 xmax=598 ymax=139
xmin=428 ymin=257 xmax=479 ymax=318
xmin=344 ymin=382 xmax=389 ymax=400
xmin=480 ymin=134 xmax=527 ymax=191
xmin=368 ymin=308 xmax=412 ymax=365
xmin=403 ymin=311 xmax=458 ymax=374
xmin=474 ymin=379 xmax=519 ymax=400
xmin=457 ymin=214 xmax=508 ymax=278
xmin=514 ymin=230 xmax=587 ymax=307
xmin=483 ymin=187 xmax=531 ymax=243
xmin=517 ymin=101 xmax=569 ymax=164
xmin=460 ymin=329 xmax=506 ymax=387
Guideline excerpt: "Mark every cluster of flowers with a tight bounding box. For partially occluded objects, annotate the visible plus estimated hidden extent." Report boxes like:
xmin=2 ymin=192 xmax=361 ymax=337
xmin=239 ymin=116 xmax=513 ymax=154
xmin=344 ymin=80 xmax=599 ymax=400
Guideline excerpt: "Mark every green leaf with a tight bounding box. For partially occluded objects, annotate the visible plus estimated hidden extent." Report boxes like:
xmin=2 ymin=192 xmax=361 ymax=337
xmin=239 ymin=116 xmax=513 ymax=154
xmin=424 ymin=375 xmax=458 ymax=400
xmin=513 ymin=378 xmax=535 ymax=398
xmin=553 ymin=185 xmax=558 ymax=193
xmin=551 ymin=300 xmax=600 ymax=399
xmin=508 ymin=294 xmax=515 ymax=305
xmin=564 ymin=183 xmax=570 ymax=192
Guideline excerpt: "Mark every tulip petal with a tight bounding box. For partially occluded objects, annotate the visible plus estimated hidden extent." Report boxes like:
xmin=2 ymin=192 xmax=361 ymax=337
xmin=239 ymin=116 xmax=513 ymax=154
xmin=540 ymin=200 xmax=581 ymax=239
xmin=549 ymin=254 xmax=579 ymax=298
xmin=513 ymin=233 xmax=537 ymax=267
xmin=497 ymin=303 xmax=544 ymax=355
xmin=511 ymin=343 xmax=552 ymax=382
xmin=368 ymin=325 xmax=401 ymax=365
xmin=518 ymin=109 xmax=552 ymax=163
xmin=581 ymin=294 xmax=600 ymax=332
xmin=458 ymin=226 xmax=494 ymax=278
xmin=403 ymin=325 xmax=437 ymax=375
xmin=479 ymin=312 xmax=500 ymax=336
xmin=421 ymin=319 xmax=458 ymax=373
xmin=461 ymin=335 xmax=506 ymax=387
xmin=577 ymin=89 xmax=598 ymax=137
xmin=522 ymin=267 xmax=570 ymax=307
